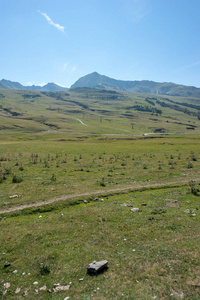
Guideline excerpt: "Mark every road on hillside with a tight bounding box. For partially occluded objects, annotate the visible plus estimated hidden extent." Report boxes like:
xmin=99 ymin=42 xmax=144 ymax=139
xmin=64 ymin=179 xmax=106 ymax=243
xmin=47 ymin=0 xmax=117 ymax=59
xmin=75 ymin=118 xmax=87 ymax=126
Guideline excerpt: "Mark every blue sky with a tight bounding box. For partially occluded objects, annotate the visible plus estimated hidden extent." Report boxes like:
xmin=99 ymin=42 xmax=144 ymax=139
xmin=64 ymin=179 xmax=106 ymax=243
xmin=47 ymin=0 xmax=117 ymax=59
xmin=1 ymin=0 xmax=200 ymax=88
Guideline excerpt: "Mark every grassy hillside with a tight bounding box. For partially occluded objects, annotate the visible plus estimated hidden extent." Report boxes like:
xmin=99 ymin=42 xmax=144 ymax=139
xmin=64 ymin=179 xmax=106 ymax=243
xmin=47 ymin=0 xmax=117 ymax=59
xmin=0 ymin=88 xmax=200 ymax=140
xmin=0 ymin=88 xmax=200 ymax=299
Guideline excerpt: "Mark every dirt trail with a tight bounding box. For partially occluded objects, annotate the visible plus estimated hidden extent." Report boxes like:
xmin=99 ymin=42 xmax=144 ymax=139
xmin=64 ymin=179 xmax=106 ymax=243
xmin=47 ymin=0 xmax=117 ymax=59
xmin=0 ymin=178 xmax=198 ymax=214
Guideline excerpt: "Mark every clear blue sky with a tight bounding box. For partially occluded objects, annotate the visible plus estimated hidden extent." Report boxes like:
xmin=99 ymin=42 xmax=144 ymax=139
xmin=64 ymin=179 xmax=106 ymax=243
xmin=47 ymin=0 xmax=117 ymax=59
xmin=1 ymin=0 xmax=200 ymax=88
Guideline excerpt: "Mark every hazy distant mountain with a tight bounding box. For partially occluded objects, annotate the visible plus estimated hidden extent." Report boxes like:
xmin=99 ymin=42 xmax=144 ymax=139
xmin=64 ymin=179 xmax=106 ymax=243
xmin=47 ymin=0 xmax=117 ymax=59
xmin=0 ymin=79 xmax=68 ymax=92
xmin=2 ymin=74 xmax=200 ymax=97
xmin=71 ymin=72 xmax=200 ymax=98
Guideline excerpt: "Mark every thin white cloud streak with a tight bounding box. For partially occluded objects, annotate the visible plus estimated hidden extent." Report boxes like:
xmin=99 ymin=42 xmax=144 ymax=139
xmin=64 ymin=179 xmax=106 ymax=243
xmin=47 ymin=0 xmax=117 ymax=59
xmin=121 ymin=0 xmax=152 ymax=22
xmin=38 ymin=10 xmax=65 ymax=33
xmin=61 ymin=62 xmax=77 ymax=74
xmin=62 ymin=62 xmax=69 ymax=72
xmin=71 ymin=66 xmax=77 ymax=73
xmin=180 ymin=60 xmax=200 ymax=71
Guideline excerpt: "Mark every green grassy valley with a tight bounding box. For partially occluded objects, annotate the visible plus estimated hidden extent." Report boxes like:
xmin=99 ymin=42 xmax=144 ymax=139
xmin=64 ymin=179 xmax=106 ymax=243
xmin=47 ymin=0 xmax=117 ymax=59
xmin=0 ymin=88 xmax=200 ymax=299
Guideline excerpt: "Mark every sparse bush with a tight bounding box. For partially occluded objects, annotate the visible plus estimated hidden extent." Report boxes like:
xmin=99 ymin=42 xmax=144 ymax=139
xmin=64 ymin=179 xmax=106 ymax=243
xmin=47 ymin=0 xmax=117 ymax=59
xmin=0 ymin=172 xmax=6 ymax=183
xmin=187 ymin=161 xmax=193 ymax=169
xmin=12 ymin=174 xmax=23 ymax=183
xmin=44 ymin=160 xmax=49 ymax=168
xmin=99 ymin=177 xmax=106 ymax=187
xmin=40 ymin=264 xmax=50 ymax=275
xmin=191 ymin=154 xmax=197 ymax=161
xmin=152 ymin=208 xmax=166 ymax=214
xmin=51 ymin=174 xmax=57 ymax=183
xmin=189 ymin=180 xmax=199 ymax=195
xmin=0 ymin=156 xmax=7 ymax=161
xmin=4 ymin=167 xmax=12 ymax=175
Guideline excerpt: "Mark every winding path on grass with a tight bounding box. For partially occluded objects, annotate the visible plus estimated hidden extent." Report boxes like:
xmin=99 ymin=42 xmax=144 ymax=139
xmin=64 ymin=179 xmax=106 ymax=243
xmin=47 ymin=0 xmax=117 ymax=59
xmin=0 ymin=178 xmax=198 ymax=214
xmin=75 ymin=118 xmax=88 ymax=126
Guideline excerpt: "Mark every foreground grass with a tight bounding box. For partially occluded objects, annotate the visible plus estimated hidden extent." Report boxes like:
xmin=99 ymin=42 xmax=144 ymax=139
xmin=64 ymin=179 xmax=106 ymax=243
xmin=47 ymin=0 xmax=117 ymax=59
xmin=0 ymin=186 xmax=200 ymax=299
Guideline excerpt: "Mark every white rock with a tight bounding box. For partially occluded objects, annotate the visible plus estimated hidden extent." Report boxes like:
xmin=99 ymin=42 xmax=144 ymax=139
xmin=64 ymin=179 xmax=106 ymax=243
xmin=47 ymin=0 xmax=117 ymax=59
xmin=53 ymin=284 xmax=70 ymax=292
xmin=33 ymin=281 xmax=38 ymax=285
xmin=13 ymin=269 xmax=18 ymax=273
xmin=131 ymin=208 xmax=139 ymax=212
xmin=4 ymin=283 xmax=10 ymax=289
xmin=9 ymin=195 xmax=18 ymax=198
xmin=39 ymin=285 xmax=47 ymax=291
xmin=64 ymin=297 xmax=70 ymax=300
xmin=15 ymin=288 xmax=21 ymax=294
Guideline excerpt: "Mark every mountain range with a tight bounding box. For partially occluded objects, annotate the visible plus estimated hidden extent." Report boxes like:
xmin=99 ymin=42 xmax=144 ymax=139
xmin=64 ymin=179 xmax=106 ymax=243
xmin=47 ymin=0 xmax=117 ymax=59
xmin=71 ymin=72 xmax=200 ymax=98
xmin=0 ymin=79 xmax=67 ymax=92
xmin=1 ymin=72 xmax=200 ymax=98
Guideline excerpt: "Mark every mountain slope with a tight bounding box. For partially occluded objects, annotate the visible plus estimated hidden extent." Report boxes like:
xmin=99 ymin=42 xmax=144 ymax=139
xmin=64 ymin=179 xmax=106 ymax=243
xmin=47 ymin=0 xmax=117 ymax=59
xmin=0 ymin=79 xmax=68 ymax=92
xmin=71 ymin=72 xmax=200 ymax=98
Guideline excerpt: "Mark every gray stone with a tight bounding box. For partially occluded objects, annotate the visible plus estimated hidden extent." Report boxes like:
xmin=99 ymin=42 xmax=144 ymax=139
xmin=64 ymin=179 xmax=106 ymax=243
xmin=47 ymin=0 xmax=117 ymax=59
xmin=131 ymin=208 xmax=139 ymax=212
xmin=15 ymin=288 xmax=21 ymax=294
xmin=87 ymin=260 xmax=108 ymax=274
xmin=94 ymin=197 xmax=100 ymax=201
xmin=53 ymin=283 xmax=70 ymax=292
xmin=185 ymin=209 xmax=192 ymax=214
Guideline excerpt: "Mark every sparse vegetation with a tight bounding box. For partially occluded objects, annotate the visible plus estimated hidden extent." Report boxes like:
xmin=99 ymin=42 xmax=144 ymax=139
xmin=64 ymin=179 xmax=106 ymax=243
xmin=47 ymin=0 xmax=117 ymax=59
xmin=189 ymin=180 xmax=199 ymax=195
xmin=0 ymin=88 xmax=200 ymax=299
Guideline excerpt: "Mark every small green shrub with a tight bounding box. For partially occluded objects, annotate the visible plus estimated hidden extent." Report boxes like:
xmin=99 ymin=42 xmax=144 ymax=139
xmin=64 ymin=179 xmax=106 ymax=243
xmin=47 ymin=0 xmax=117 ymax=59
xmin=44 ymin=160 xmax=49 ymax=168
xmin=40 ymin=264 xmax=50 ymax=275
xmin=12 ymin=174 xmax=23 ymax=183
xmin=51 ymin=174 xmax=57 ymax=183
xmin=99 ymin=177 xmax=106 ymax=187
xmin=187 ymin=161 xmax=193 ymax=169
xmin=4 ymin=167 xmax=12 ymax=175
xmin=189 ymin=180 xmax=199 ymax=195
xmin=0 ymin=173 xmax=6 ymax=183
xmin=151 ymin=208 xmax=166 ymax=215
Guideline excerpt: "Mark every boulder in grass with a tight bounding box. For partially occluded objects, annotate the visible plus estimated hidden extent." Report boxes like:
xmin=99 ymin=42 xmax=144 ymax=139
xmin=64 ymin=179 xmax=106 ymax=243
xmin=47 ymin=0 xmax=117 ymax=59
xmin=94 ymin=197 xmax=100 ymax=201
xmin=87 ymin=260 xmax=108 ymax=274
